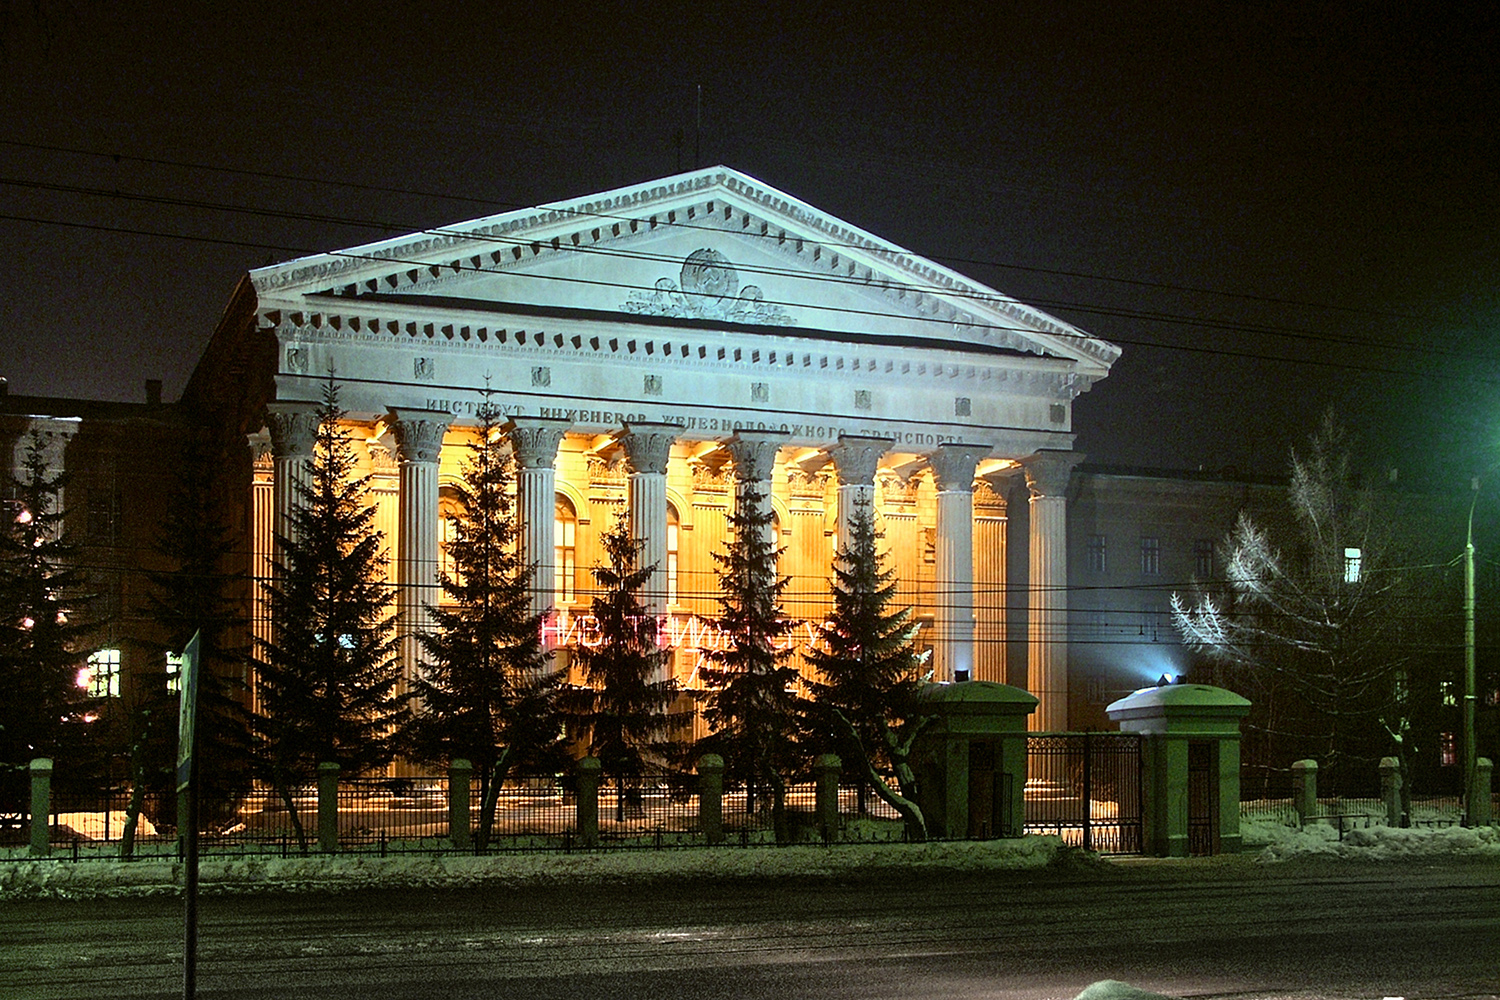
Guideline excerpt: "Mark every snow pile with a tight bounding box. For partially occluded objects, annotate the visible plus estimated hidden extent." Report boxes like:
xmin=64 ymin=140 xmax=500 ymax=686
xmin=0 ymin=835 xmax=1068 ymax=900
xmin=1245 ymin=815 xmax=1500 ymax=862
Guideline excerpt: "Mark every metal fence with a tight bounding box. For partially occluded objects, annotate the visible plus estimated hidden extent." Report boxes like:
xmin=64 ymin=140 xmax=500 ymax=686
xmin=1023 ymin=733 xmax=1144 ymax=854
xmin=1240 ymin=794 xmax=1473 ymax=837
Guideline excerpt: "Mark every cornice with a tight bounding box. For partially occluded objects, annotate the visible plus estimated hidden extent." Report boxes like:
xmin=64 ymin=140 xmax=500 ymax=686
xmin=258 ymin=310 xmax=1097 ymax=401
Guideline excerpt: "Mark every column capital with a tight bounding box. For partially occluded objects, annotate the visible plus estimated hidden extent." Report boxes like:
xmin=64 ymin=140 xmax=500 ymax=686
xmin=1022 ymin=449 xmax=1084 ymax=499
xmin=829 ymin=434 xmax=893 ymax=487
xmin=927 ymin=442 xmax=992 ymax=493
xmin=620 ymin=421 xmax=683 ymax=476
xmin=507 ymin=416 xmax=570 ymax=470
xmin=265 ymin=401 xmax=321 ymax=459
xmin=724 ymin=429 xmax=788 ymax=484
xmin=387 ymin=408 xmax=451 ymax=464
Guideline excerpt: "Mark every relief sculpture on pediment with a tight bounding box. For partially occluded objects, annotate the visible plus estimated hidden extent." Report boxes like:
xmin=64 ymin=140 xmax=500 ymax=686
xmin=622 ymin=249 xmax=797 ymax=326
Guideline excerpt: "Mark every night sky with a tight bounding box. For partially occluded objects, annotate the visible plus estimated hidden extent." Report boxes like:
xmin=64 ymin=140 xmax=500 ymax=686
xmin=2 ymin=3 xmax=1496 ymax=484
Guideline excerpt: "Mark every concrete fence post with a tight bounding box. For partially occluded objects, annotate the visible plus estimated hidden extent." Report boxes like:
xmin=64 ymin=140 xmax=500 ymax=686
xmin=317 ymin=762 xmax=340 ymax=854
xmin=576 ymin=756 xmax=602 ymax=848
xmin=29 ymin=758 xmax=52 ymax=857
xmin=1379 ymin=757 xmax=1402 ymax=827
xmin=449 ymin=759 xmax=472 ymax=850
xmin=1291 ymin=759 xmax=1318 ymax=826
xmin=697 ymin=754 xmax=725 ymax=846
xmin=1471 ymin=758 xmax=1493 ymax=828
xmin=813 ymin=753 xmax=841 ymax=843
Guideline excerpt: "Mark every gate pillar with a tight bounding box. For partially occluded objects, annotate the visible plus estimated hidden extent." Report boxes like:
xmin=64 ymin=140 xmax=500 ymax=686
xmin=1107 ymin=684 xmax=1250 ymax=857
xmin=912 ymin=681 xmax=1038 ymax=839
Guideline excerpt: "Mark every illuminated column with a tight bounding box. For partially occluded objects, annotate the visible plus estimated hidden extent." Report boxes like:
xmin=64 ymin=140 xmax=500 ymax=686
xmin=265 ymin=401 xmax=320 ymax=549
xmin=247 ymin=432 xmax=275 ymax=712
xmin=829 ymin=435 xmax=892 ymax=559
xmin=389 ymin=408 xmax=451 ymax=694
xmin=724 ymin=429 xmax=787 ymax=559
xmin=620 ymin=422 xmax=681 ymax=620
xmin=972 ymin=480 xmax=1009 ymax=684
xmin=1024 ymin=450 xmax=1082 ymax=732
xmin=928 ymin=443 xmax=991 ymax=683
xmin=509 ymin=417 xmax=570 ymax=624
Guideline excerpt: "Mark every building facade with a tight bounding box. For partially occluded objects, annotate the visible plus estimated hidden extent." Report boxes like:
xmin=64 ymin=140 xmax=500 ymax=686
xmin=185 ymin=166 xmax=1120 ymax=731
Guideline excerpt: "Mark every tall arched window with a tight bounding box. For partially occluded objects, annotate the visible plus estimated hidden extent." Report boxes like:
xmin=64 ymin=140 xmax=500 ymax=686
xmin=555 ymin=496 xmax=577 ymax=605
xmin=666 ymin=503 xmax=680 ymax=605
xmin=438 ymin=485 xmax=462 ymax=586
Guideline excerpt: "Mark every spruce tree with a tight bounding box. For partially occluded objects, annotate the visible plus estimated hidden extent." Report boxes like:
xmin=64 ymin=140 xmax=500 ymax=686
xmin=568 ymin=515 xmax=683 ymax=817
xmin=0 ymin=432 xmax=95 ymax=826
xmin=253 ymin=379 xmax=403 ymax=851
xmin=698 ymin=484 xmax=802 ymax=843
xmin=410 ymin=399 xmax=564 ymax=851
xmin=806 ymin=500 xmax=931 ymax=840
xmin=127 ymin=431 xmax=252 ymax=854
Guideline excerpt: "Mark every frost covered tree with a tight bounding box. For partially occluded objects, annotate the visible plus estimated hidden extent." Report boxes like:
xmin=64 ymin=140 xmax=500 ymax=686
xmin=409 ymin=400 xmax=565 ymax=851
xmin=1172 ymin=415 xmax=1428 ymax=796
xmin=0 ymin=432 xmax=95 ymax=825
xmin=566 ymin=515 xmax=683 ymax=817
xmin=698 ymin=483 xmax=803 ymax=843
xmin=806 ymin=500 xmax=932 ymax=839
xmin=253 ymin=379 xmax=404 ymax=851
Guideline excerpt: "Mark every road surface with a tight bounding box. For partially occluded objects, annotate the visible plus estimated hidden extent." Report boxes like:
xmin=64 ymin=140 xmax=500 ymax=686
xmin=5 ymin=852 xmax=1498 ymax=999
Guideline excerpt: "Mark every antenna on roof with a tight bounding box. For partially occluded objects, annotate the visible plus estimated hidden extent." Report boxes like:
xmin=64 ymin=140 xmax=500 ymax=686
xmin=694 ymin=84 xmax=702 ymax=169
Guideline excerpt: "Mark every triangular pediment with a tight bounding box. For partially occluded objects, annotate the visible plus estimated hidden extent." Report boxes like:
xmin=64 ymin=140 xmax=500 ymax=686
xmin=249 ymin=166 xmax=1119 ymax=374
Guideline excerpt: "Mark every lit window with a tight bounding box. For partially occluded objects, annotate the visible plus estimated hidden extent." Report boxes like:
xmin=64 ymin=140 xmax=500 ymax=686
xmin=1344 ymin=547 xmax=1362 ymax=584
xmin=82 ymin=649 xmax=121 ymax=698
xmin=438 ymin=487 xmax=462 ymax=584
xmin=555 ymin=496 xmax=577 ymax=604
xmin=666 ymin=503 xmax=680 ymax=605
xmin=1441 ymin=679 xmax=1457 ymax=707
xmin=166 ymin=653 xmax=183 ymax=696
xmin=1087 ymin=534 xmax=1107 ymax=573
xmin=1194 ymin=538 xmax=1215 ymax=578
xmin=1140 ymin=537 xmax=1160 ymax=576
xmin=1440 ymin=731 xmax=1456 ymax=767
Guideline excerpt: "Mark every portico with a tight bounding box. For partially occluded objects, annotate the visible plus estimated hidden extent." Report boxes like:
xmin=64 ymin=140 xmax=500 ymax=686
xmin=195 ymin=166 xmax=1118 ymax=729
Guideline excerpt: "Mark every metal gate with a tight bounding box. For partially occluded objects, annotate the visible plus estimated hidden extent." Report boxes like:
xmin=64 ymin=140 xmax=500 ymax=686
xmin=1024 ymin=732 xmax=1143 ymax=854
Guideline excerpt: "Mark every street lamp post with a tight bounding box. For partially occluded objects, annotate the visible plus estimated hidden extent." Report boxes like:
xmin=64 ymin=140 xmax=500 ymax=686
xmin=1463 ymin=479 xmax=1480 ymax=827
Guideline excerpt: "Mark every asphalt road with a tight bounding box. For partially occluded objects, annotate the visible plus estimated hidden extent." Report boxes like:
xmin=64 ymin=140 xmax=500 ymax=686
xmin=5 ymin=853 xmax=1499 ymax=1000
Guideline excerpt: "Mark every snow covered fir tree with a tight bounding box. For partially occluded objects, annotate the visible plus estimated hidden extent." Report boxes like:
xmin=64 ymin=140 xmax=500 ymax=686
xmin=565 ymin=515 xmax=684 ymax=817
xmin=697 ymin=480 xmax=804 ymax=844
xmin=251 ymin=378 xmax=405 ymax=851
xmin=0 ymin=432 xmax=96 ymax=825
xmin=806 ymin=500 xmax=931 ymax=840
xmin=409 ymin=399 xmax=565 ymax=851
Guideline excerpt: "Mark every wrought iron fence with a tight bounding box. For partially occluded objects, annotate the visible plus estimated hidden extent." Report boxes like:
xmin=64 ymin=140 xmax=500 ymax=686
xmin=1023 ymin=733 xmax=1144 ymax=854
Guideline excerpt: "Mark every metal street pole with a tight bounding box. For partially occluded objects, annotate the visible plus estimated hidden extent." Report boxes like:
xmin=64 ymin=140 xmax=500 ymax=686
xmin=1464 ymin=483 xmax=1479 ymax=827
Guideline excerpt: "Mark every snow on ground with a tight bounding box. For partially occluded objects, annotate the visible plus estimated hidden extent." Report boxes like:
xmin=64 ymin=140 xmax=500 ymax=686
xmin=0 ymin=834 xmax=1066 ymax=900
xmin=1242 ymin=815 xmax=1500 ymax=862
xmin=2 ymin=819 xmax=1498 ymax=902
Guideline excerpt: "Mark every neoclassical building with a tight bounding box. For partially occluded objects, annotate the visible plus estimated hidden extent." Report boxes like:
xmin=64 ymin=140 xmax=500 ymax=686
xmin=187 ymin=167 xmax=1120 ymax=731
